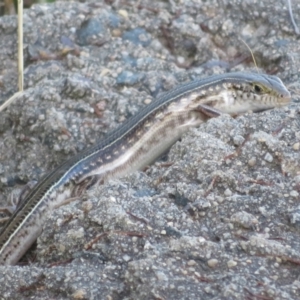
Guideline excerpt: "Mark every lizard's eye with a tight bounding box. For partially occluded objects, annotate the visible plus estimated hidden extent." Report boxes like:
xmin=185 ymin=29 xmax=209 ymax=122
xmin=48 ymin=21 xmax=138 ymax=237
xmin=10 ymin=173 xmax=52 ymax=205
xmin=254 ymin=84 xmax=263 ymax=94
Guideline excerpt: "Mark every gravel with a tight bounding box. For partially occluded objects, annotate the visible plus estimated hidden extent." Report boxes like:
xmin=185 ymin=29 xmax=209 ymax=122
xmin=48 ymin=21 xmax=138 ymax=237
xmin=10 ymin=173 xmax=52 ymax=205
xmin=0 ymin=0 xmax=300 ymax=299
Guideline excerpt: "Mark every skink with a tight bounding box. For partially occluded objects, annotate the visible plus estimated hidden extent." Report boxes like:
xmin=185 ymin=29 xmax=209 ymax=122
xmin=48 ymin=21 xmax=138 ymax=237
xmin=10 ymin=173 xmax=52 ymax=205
xmin=0 ymin=72 xmax=291 ymax=265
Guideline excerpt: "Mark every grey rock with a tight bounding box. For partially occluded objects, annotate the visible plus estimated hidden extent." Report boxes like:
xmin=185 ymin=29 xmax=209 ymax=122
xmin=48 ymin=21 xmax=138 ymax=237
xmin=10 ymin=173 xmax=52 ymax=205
xmin=0 ymin=0 xmax=300 ymax=299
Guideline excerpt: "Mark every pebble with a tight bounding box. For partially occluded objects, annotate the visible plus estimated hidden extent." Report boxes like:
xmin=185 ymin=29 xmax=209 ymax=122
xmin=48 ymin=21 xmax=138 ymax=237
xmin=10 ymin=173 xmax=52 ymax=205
xmin=207 ymin=259 xmax=219 ymax=268
xmin=227 ymin=260 xmax=238 ymax=268
xmin=224 ymin=188 xmax=232 ymax=197
xmin=290 ymin=190 xmax=299 ymax=198
xmin=293 ymin=142 xmax=300 ymax=150
xmin=264 ymin=152 xmax=273 ymax=162
xmin=248 ymin=157 xmax=256 ymax=166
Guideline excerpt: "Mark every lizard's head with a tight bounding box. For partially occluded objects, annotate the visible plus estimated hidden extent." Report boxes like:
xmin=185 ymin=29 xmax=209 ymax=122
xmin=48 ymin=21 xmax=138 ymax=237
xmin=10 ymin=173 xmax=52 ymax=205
xmin=206 ymin=72 xmax=291 ymax=115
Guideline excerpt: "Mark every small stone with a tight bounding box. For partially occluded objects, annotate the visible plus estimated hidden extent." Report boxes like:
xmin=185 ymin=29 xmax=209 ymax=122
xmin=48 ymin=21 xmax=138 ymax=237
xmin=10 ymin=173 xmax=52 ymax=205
xmin=61 ymin=134 xmax=69 ymax=140
xmin=123 ymin=255 xmax=131 ymax=262
xmin=187 ymin=260 xmax=196 ymax=266
xmin=72 ymin=289 xmax=87 ymax=299
xmin=293 ymin=142 xmax=300 ymax=151
xmin=248 ymin=157 xmax=256 ymax=167
xmin=227 ymin=260 xmax=237 ymax=268
xmin=231 ymin=211 xmax=258 ymax=229
xmin=111 ymin=29 xmax=122 ymax=37
xmin=58 ymin=244 xmax=65 ymax=252
xmin=100 ymin=68 xmax=111 ymax=77
xmin=207 ymin=259 xmax=218 ymax=268
xmin=216 ymin=196 xmax=224 ymax=203
xmin=224 ymin=188 xmax=232 ymax=197
xmin=290 ymin=190 xmax=299 ymax=198
xmin=67 ymin=228 xmax=84 ymax=239
xmin=53 ymin=144 xmax=60 ymax=151
xmin=264 ymin=152 xmax=273 ymax=162
xmin=118 ymin=9 xmax=128 ymax=19
xmin=294 ymin=175 xmax=300 ymax=184
xmin=198 ymin=236 xmax=206 ymax=243
xmin=109 ymin=196 xmax=116 ymax=202
xmin=82 ymin=200 xmax=93 ymax=212
xmin=233 ymin=135 xmax=245 ymax=146
xmin=156 ymin=271 xmax=168 ymax=281
xmin=289 ymin=203 xmax=300 ymax=225
xmin=177 ymin=56 xmax=185 ymax=65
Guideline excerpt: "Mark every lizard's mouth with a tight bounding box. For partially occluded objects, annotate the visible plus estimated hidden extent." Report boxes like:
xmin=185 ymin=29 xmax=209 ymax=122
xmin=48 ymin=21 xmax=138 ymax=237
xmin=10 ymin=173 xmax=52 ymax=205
xmin=279 ymin=92 xmax=292 ymax=104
